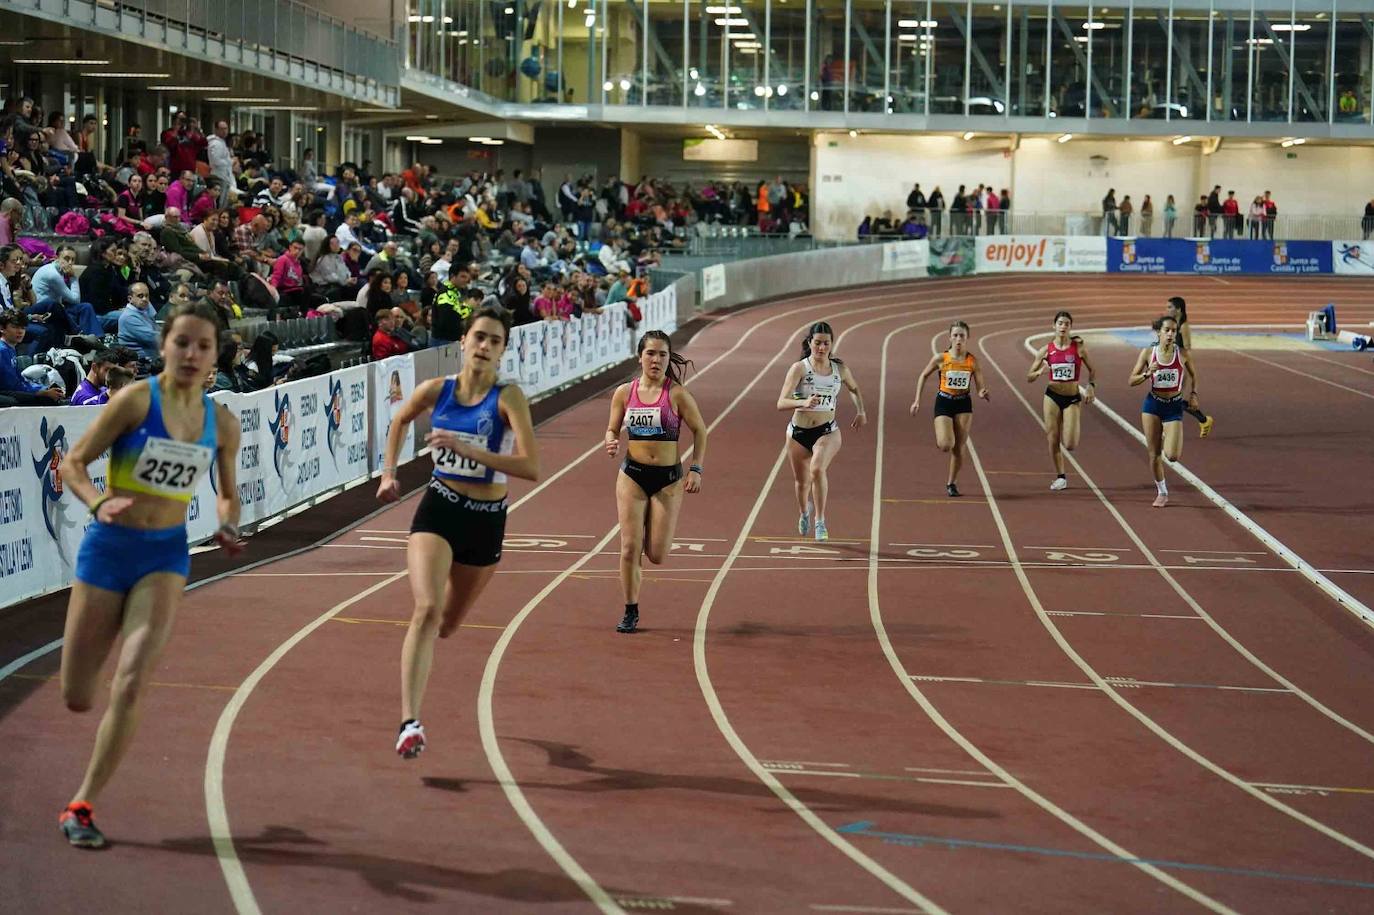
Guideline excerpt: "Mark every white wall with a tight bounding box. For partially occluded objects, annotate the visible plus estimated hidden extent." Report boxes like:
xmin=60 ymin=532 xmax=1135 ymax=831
xmin=1012 ymin=138 xmax=1199 ymax=216
xmin=810 ymin=134 xmax=1012 ymax=240
xmin=1204 ymin=146 xmax=1374 ymax=217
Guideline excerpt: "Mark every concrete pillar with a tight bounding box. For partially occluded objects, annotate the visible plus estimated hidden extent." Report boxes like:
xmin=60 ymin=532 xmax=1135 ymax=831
xmin=325 ymin=111 xmax=345 ymax=174
xmin=619 ymin=126 xmax=641 ymax=183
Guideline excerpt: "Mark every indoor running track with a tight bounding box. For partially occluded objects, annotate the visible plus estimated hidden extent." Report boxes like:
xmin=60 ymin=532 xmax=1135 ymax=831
xmin=3 ymin=274 xmax=1374 ymax=914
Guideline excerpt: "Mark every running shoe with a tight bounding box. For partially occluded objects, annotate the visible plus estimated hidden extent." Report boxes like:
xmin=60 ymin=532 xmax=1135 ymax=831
xmin=798 ymin=509 xmax=810 ymax=536
xmin=59 ymin=802 xmax=105 ymax=849
xmin=396 ymin=721 xmax=426 ymax=759
xmin=1152 ymin=492 xmax=1169 ymax=508
xmin=946 ymin=483 xmax=961 ymax=498
xmin=1049 ymin=476 xmax=1068 ymax=492
xmin=814 ymin=520 xmax=829 ymax=542
xmin=616 ymin=609 xmax=639 ymax=633
xmin=1199 ymin=415 xmax=1214 ymax=438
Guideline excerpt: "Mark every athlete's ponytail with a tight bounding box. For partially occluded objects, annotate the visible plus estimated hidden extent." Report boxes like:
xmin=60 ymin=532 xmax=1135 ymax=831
xmin=638 ymin=329 xmax=694 ymax=385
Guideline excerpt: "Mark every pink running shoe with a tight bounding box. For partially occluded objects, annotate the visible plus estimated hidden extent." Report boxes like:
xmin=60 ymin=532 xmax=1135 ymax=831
xmin=396 ymin=721 xmax=426 ymax=759
xmin=1152 ymin=493 xmax=1169 ymax=508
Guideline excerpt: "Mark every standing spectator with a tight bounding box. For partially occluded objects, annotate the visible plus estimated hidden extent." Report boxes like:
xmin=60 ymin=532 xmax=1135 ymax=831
xmin=1206 ymin=185 xmax=1222 ymax=237
xmin=950 ymin=186 xmax=967 ymax=235
xmin=165 ymin=170 xmax=196 ymax=214
xmin=927 ymin=186 xmax=945 ymax=236
xmin=1362 ymin=200 xmax=1374 ymax=240
xmin=116 ymin=283 xmax=159 ymax=360
xmin=269 ymin=239 xmax=309 ymax=320
xmin=77 ymin=115 xmax=99 ymax=153
xmin=1262 ymin=190 xmax=1277 ymax=239
xmin=1102 ymin=188 xmax=1118 ymax=235
xmin=1193 ymin=195 xmax=1208 ymax=236
xmin=1221 ymin=190 xmax=1240 ymax=239
xmin=1162 ymin=194 xmax=1177 ymax=237
xmin=1249 ymin=196 xmax=1267 ymax=239
xmin=207 ymin=119 xmax=233 ymax=206
xmin=1117 ymin=195 xmax=1134 ymax=235
xmin=986 ymin=187 xmax=1001 ymax=234
xmin=0 ymin=311 xmax=65 ymax=404
xmin=906 ymin=182 xmax=926 ymax=221
xmin=160 ymin=112 xmax=206 ymax=175
xmin=1140 ymin=195 xmax=1154 ymax=236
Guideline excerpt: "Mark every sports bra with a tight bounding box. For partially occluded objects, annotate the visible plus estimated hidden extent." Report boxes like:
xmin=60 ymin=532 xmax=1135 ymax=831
xmin=938 ymin=351 xmax=977 ymax=397
xmin=623 ymin=377 xmax=680 ymax=442
xmin=795 ymin=358 xmax=843 ymax=412
xmin=107 ymin=377 xmax=217 ymax=504
xmin=1045 ymin=338 xmax=1081 ymax=384
xmin=429 ymin=377 xmax=514 ymax=484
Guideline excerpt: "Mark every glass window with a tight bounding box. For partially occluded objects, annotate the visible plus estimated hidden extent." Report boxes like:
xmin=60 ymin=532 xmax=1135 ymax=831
xmin=1290 ymin=9 xmax=1331 ymax=123
xmin=768 ymin=0 xmax=808 ymax=110
xmin=1334 ymin=4 xmax=1372 ymax=124
xmin=1167 ymin=3 xmax=1209 ymax=121
xmin=848 ymin=0 xmax=886 ymax=112
xmin=1129 ymin=1 xmax=1169 ymax=119
xmin=560 ymin=0 xmax=598 ymax=104
xmin=1048 ymin=4 xmax=1090 ymax=118
xmin=813 ymin=0 xmax=848 ymax=111
xmin=1251 ymin=8 xmax=1291 ymax=121
xmin=1212 ymin=4 xmax=1249 ymax=121
xmin=688 ymin=0 xmax=724 ymax=109
xmin=926 ymin=2 xmax=963 ymax=114
xmin=723 ymin=0 xmax=767 ymax=109
xmin=1009 ymin=0 xmax=1050 ymax=117
xmin=647 ymin=0 xmax=686 ymax=106
xmin=889 ymin=2 xmax=933 ymax=114
xmin=966 ymin=0 xmax=1010 ymax=117
xmin=1091 ymin=3 xmax=1128 ymax=119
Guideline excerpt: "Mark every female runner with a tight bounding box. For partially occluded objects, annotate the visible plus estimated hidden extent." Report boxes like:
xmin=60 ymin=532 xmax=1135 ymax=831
xmin=1129 ymin=314 xmax=1199 ymax=507
xmin=57 ymin=301 xmax=243 ymax=848
xmin=1165 ymin=296 xmax=1213 ymax=436
xmin=605 ymin=330 xmax=708 ymax=634
xmin=1026 ymin=311 xmax=1097 ymax=491
xmin=910 ymin=321 xmax=989 ymax=497
xmin=378 ymin=306 xmax=540 ymax=758
xmin=776 ymin=322 xmax=866 ymax=541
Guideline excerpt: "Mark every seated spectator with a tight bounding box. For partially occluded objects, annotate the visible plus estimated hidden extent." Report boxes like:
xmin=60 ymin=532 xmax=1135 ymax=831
xmin=357 ymin=270 xmax=394 ymax=315
xmin=128 ymin=232 xmax=173 ymax=306
xmin=116 ymin=282 xmax=159 ymax=360
xmin=234 ymin=213 xmax=276 ymax=274
xmin=598 ymin=238 xmax=631 ymax=275
xmin=501 ymin=277 xmax=533 ymax=324
xmin=211 ymin=333 xmax=245 ymax=393
xmin=70 ymin=348 xmax=118 ymax=405
xmin=334 ymin=212 xmax=377 ymax=257
xmin=239 ymin=331 xmax=281 ymax=390
xmin=370 ymin=307 xmax=409 ymax=360
xmin=533 ymin=281 xmax=571 ymax=321
xmin=165 ymin=169 xmax=196 ymax=213
xmin=31 ymin=245 xmax=104 ymax=337
xmin=0 ymin=311 xmax=66 ymax=404
xmin=363 ymin=240 xmax=400 ymax=275
xmin=104 ymin=365 xmax=134 ymax=398
xmin=0 ymin=198 xmax=21 ymax=247
xmin=208 ymin=280 xmax=242 ymax=325
xmin=309 ymin=235 xmax=352 ymax=301
xmin=268 ymin=239 xmax=309 ymax=320
xmin=254 ymin=176 xmax=290 ymax=210
xmin=116 ymin=173 xmax=146 ymax=221
xmin=79 ymin=238 xmax=131 ymax=322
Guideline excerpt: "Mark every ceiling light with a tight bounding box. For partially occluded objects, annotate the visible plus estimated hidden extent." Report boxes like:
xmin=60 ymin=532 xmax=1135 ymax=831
xmin=1270 ymin=23 xmax=1311 ymax=32
xmin=584 ymin=13 xmax=595 ymax=26
xmin=776 ymin=84 xmax=787 ymax=96
xmin=80 ymin=71 xmax=171 ymax=78
xmin=1057 ymin=133 xmax=1073 ymax=143
xmin=14 ymin=58 xmax=111 ymax=65
xmin=848 ymin=129 xmax=858 ymax=138
xmin=420 ymin=138 xmax=443 ymax=144
xmin=810 ymin=91 xmax=819 ymax=101
xmin=426 ymin=114 xmax=440 ymax=119
xmin=705 ymin=5 xmax=742 ymax=12
xmin=753 ymin=85 xmax=765 ymax=96
xmin=694 ymin=83 xmax=706 ymax=97
xmin=504 ymin=6 xmax=514 ymax=13
xmin=603 ymin=80 xmax=614 ymax=91
xmin=404 ymin=135 xmax=430 ymax=141
xmin=1074 ymin=36 xmax=1089 ymax=43
xmin=1172 ymin=135 xmax=1191 ymax=145
xmin=252 ymin=106 xmax=321 ymax=111
xmin=0 ymin=40 xmax=28 ymax=46
xmin=149 ymin=85 xmax=232 ymax=91
xmin=482 ymin=139 xmax=504 ymax=145
xmin=1247 ymin=37 xmax=1274 ymax=45
xmin=355 ymin=107 xmax=413 ymax=113
xmin=620 ymin=77 xmax=632 ymax=90
xmin=714 ymin=17 xmax=750 ymax=26
xmin=899 ymin=33 xmax=921 ymax=41
xmin=963 ymin=131 xmax=975 ymax=140
xmin=1280 ymin=139 xmax=1294 ymax=147
xmin=1082 ymin=21 xmax=1105 ymax=29
xmin=689 ymin=67 xmax=700 ymax=80
xmin=205 ymin=97 xmax=282 ymax=103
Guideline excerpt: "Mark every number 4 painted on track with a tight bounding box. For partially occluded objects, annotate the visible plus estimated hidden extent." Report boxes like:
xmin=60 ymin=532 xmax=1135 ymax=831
xmin=770 ymin=545 xmax=840 ymax=555
xmin=672 ymin=542 xmax=705 ymax=552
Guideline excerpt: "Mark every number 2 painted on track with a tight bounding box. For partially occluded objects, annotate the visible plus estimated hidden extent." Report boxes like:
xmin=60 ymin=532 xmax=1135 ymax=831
xmin=1045 ymin=551 xmax=1120 ymax=563
xmin=502 ymin=538 xmax=568 ymax=549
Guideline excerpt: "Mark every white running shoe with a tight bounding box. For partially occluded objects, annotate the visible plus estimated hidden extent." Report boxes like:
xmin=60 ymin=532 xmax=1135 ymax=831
xmin=396 ymin=721 xmax=426 ymax=759
xmin=814 ymin=520 xmax=829 ymax=542
xmin=1049 ymin=476 xmax=1068 ymax=491
xmin=1152 ymin=492 xmax=1169 ymax=508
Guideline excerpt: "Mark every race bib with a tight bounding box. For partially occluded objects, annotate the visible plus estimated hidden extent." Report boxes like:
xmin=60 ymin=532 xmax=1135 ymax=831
xmin=133 ymin=437 xmax=214 ymax=498
xmin=432 ymin=430 xmax=490 ymax=478
xmin=800 ymin=390 xmax=837 ymax=411
xmin=944 ymin=370 xmax=971 ymax=391
xmin=1153 ymin=368 xmax=1180 ymax=389
xmin=1050 ymin=363 xmax=1076 ymax=382
xmin=625 ymin=406 xmax=663 ymax=436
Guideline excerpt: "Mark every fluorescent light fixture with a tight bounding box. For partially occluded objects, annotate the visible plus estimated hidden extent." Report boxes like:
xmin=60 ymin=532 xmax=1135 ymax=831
xmin=355 ymin=108 xmax=413 ymax=113
xmin=482 ymin=139 xmax=504 ymax=145
xmin=420 ymin=138 xmax=443 ymax=144
xmin=963 ymin=131 xmax=975 ymax=140
xmin=150 ymin=85 xmax=232 ymax=91
xmin=504 ymin=6 xmax=514 ymax=13
xmin=1280 ymin=139 xmax=1294 ymax=147
xmin=205 ymin=97 xmax=282 ymax=103
xmin=1172 ymin=135 xmax=1192 ymax=145
xmin=426 ymin=114 xmax=440 ymax=119
xmin=1270 ymin=23 xmax=1311 ymax=32
xmin=705 ymin=5 xmax=742 ymax=12
xmin=1057 ymin=133 xmax=1073 ymax=142
xmin=899 ymin=34 xmax=921 ymax=41
xmin=729 ymin=33 xmax=758 ymax=41
xmin=1247 ymin=37 xmax=1274 ymax=45
xmin=714 ymin=17 xmax=750 ymax=26
xmin=1280 ymin=137 xmax=1306 ymax=147
xmin=584 ymin=12 xmax=595 ymax=26
xmin=79 ymin=72 xmax=171 ymax=78
xmin=1074 ymin=36 xmax=1089 ymax=43
xmin=404 ymin=135 xmax=430 ymax=141
xmin=468 ymin=136 xmax=493 ymax=142
xmin=14 ymin=58 xmax=111 ymax=65
xmin=753 ymin=85 xmax=765 ymax=96
xmin=1082 ymin=21 xmax=1105 ymax=29
xmin=735 ymin=43 xmax=762 ymax=50
xmin=619 ymin=77 xmax=631 ymax=90
xmin=737 ymin=47 xmax=759 ymax=54
xmin=250 ymin=106 xmax=320 ymax=111
xmin=603 ymin=80 xmax=614 ymax=91
xmin=0 ymin=40 xmax=29 ymax=46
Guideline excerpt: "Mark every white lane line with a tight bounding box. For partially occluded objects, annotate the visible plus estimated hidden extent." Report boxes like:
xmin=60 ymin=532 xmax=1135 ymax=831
xmin=693 ymin=312 xmax=955 ymax=914
xmin=1022 ymin=330 xmax=1374 ymax=647
xmin=964 ymin=330 xmax=1374 ymax=862
xmin=810 ymin=906 xmax=924 ymax=913
xmin=0 ymin=638 xmax=64 ymax=684
xmin=868 ymin=321 xmax=1236 ymax=908
xmin=1225 ymin=347 xmax=1374 ymax=400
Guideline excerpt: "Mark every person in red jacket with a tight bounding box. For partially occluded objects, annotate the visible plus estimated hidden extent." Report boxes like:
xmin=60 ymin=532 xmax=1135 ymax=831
xmin=160 ymin=112 xmax=206 ymax=175
xmin=372 ymin=307 xmax=410 ymax=360
xmin=1221 ymin=190 xmax=1241 ymax=238
xmin=269 ymin=240 xmax=308 ymax=320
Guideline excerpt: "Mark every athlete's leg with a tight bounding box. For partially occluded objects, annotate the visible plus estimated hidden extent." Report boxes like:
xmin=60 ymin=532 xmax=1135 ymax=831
xmin=69 ymin=573 xmax=184 ymax=805
xmin=786 ymin=436 xmax=812 ymax=515
xmin=950 ymin=413 xmax=973 ymax=485
xmin=1141 ymin=413 xmax=1165 ymax=482
xmin=933 ymin=415 xmax=955 ymax=453
xmin=1060 ymin=402 xmax=1083 ymax=452
xmin=642 ymin=480 xmax=686 ymax=565
xmin=1042 ymin=396 xmax=1066 ymax=474
xmin=437 ymin=563 xmax=499 ymax=638
xmin=1161 ymin=418 xmax=1184 ymax=463
xmin=60 ymin=583 xmax=127 ymax=713
xmin=400 ymin=532 xmax=453 ymax=722
xmin=616 ymin=471 xmax=650 ymax=604
xmin=809 ymin=429 xmax=844 ymax=522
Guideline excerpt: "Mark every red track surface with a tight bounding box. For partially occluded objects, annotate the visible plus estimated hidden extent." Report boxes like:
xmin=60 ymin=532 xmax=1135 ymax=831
xmin=4 ymin=275 xmax=1374 ymax=913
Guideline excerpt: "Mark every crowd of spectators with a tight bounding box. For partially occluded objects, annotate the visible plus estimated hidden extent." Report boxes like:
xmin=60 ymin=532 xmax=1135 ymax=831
xmin=1102 ymin=187 xmax=1280 ymax=239
xmin=860 ymin=183 xmax=1011 ymax=240
xmin=0 ymin=91 xmax=747 ymax=407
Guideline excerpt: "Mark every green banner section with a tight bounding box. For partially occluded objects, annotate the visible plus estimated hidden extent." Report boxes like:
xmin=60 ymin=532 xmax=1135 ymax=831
xmin=928 ymin=236 xmax=975 ymax=276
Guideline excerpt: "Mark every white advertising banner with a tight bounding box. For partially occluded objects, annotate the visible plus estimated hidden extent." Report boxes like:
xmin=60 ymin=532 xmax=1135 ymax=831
xmin=1333 ymin=241 xmax=1374 ymax=275
xmin=881 ymin=240 xmax=931 ymax=274
xmin=702 ymin=263 xmax=727 ymax=302
xmin=370 ymin=352 xmax=417 ymax=472
xmin=976 ymin=235 xmax=1106 ymax=273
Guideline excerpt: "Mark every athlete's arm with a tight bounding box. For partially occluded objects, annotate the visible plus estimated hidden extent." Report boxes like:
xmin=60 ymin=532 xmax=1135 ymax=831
xmin=1128 ymin=347 xmax=1152 ymax=386
xmin=470 ymin=384 xmax=540 ymax=480
xmin=1182 ymin=349 xmax=1200 ymax=401
xmin=376 ymin=377 xmax=443 ymax=502
xmin=1026 ymin=346 xmax=1048 ymax=382
xmin=973 ymin=361 xmax=990 ymax=400
xmin=605 ymin=383 xmax=629 ymax=457
xmin=909 ymin=353 xmax=941 ymax=415
xmin=1075 ymin=339 xmax=1097 ymax=403
xmin=776 ymin=361 xmax=817 ymax=410
xmin=840 ymin=362 xmax=867 ymax=429
xmin=674 ymin=385 xmax=708 ymax=494
xmin=212 ymin=402 xmax=245 ymax=555
xmin=59 ymin=381 xmax=151 ymax=523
